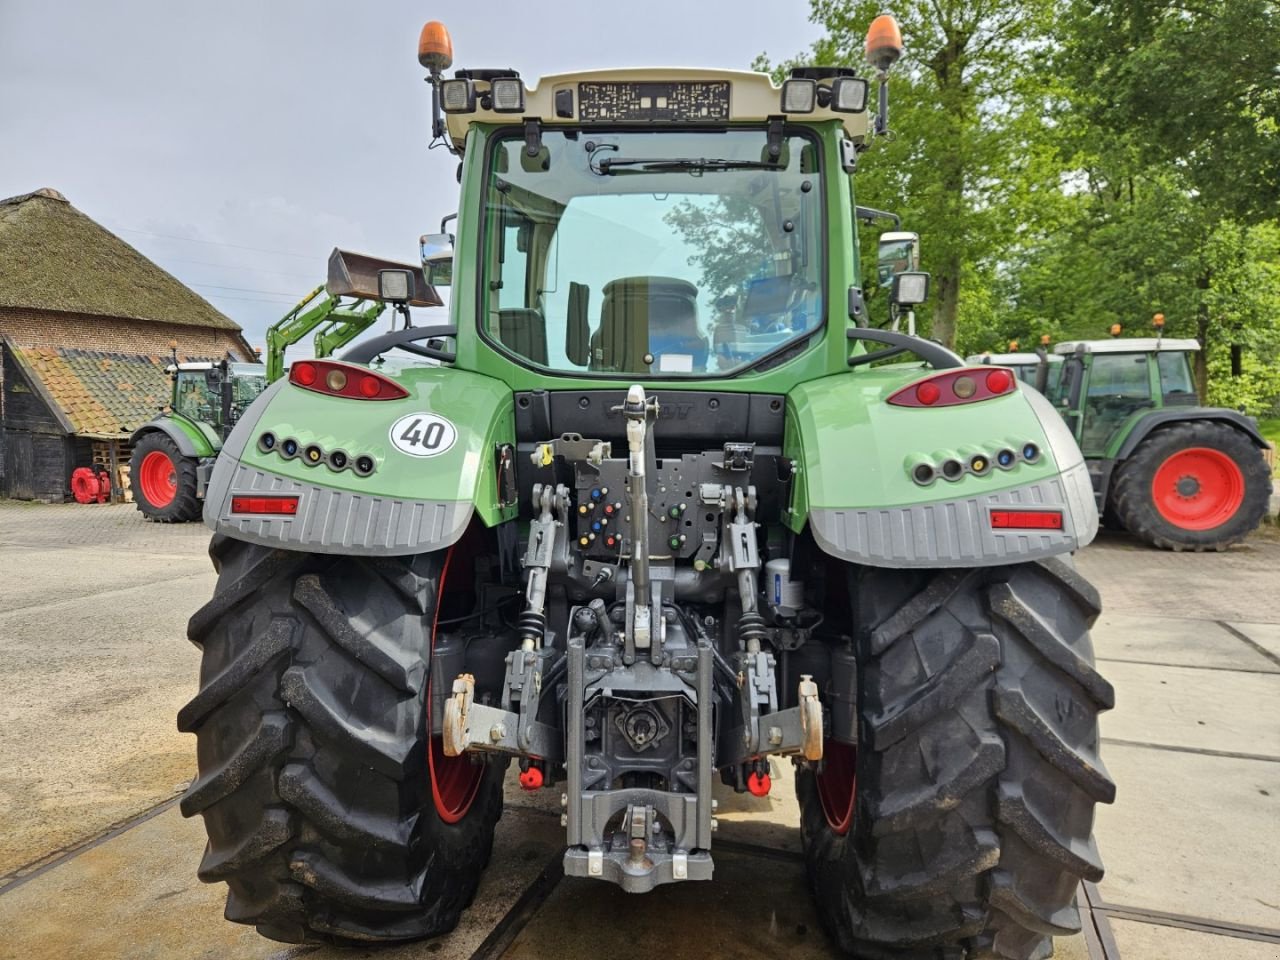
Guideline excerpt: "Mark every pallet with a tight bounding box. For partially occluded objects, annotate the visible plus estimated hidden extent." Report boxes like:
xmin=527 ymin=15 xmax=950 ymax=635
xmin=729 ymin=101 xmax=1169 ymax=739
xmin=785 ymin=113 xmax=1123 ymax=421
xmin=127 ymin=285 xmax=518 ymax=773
xmin=91 ymin=439 xmax=134 ymax=504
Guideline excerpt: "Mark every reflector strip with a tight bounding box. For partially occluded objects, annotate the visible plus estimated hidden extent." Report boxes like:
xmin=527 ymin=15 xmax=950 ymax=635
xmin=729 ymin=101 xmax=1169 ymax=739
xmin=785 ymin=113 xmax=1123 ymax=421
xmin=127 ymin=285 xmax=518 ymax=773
xmin=990 ymin=509 xmax=1063 ymax=530
xmin=231 ymin=496 xmax=300 ymax=516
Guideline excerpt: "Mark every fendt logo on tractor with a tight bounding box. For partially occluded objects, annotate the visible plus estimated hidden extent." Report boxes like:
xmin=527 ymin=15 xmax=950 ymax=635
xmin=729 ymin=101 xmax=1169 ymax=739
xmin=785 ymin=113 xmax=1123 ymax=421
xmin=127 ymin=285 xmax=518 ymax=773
xmin=177 ymin=16 xmax=1115 ymax=959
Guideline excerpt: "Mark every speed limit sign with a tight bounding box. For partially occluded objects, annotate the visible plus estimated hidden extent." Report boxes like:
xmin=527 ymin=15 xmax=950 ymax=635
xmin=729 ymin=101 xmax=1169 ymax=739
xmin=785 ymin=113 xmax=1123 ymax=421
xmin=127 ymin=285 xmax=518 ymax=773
xmin=389 ymin=412 xmax=457 ymax=458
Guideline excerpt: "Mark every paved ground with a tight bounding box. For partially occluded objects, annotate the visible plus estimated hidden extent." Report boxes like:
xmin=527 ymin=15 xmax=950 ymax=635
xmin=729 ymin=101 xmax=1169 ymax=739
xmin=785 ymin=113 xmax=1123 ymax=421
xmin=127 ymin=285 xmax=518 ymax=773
xmin=1 ymin=501 xmax=1277 ymax=960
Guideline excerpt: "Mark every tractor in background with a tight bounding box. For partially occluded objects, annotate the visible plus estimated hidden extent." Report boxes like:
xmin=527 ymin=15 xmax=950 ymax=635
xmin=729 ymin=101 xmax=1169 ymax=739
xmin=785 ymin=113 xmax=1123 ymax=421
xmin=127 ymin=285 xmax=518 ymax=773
xmin=129 ymin=248 xmax=439 ymax=521
xmin=1043 ymin=322 xmax=1270 ymax=550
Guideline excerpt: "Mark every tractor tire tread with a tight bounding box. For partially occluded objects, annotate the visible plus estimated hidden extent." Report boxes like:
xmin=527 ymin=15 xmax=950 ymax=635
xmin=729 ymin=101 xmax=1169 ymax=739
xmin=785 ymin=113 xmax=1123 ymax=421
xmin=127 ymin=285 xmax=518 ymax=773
xmin=180 ymin=537 xmax=505 ymax=945
xmin=798 ymin=559 xmax=1114 ymax=960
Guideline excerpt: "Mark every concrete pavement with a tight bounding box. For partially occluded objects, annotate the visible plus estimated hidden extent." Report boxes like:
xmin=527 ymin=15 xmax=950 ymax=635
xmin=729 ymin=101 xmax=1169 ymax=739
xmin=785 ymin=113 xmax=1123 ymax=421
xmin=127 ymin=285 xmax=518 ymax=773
xmin=1 ymin=502 xmax=1277 ymax=959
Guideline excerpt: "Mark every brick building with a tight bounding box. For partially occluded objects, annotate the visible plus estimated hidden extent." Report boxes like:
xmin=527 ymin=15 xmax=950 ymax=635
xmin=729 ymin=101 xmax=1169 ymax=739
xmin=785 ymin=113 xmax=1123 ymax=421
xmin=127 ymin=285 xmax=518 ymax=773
xmin=0 ymin=188 xmax=255 ymax=501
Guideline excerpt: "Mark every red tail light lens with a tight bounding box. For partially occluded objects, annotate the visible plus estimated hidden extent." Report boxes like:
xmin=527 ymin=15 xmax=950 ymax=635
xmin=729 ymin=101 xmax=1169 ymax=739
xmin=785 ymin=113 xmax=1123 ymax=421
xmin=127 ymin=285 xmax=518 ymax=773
xmin=888 ymin=367 xmax=1018 ymax=407
xmin=990 ymin=509 xmax=1063 ymax=530
xmin=288 ymin=361 xmax=408 ymax=400
xmin=231 ymin=495 xmax=300 ymax=516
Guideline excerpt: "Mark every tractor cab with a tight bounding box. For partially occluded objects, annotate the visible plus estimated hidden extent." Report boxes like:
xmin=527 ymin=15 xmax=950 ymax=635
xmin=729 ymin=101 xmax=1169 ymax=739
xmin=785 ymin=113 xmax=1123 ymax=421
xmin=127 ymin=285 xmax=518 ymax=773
xmin=167 ymin=360 xmax=268 ymax=443
xmin=1049 ymin=338 xmax=1198 ymax=458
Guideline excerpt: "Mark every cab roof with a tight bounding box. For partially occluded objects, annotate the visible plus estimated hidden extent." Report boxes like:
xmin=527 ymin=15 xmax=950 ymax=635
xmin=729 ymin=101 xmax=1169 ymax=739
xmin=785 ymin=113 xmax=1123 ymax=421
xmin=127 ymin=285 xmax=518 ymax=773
xmin=1053 ymin=338 xmax=1200 ymax=355
xmin=443 ymin=68 xmax=871 ymax=148
xmin=967 ymin=353 xmax=1062 ymax=365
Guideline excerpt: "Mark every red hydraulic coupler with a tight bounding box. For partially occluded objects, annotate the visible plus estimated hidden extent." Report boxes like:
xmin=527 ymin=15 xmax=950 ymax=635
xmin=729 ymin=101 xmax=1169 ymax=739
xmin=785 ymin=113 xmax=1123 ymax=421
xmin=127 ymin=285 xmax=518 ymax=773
xmin=518 ymin=763 xmax=544 ymax=791
xmin=747 ymin=770 xmax=772 ymax=797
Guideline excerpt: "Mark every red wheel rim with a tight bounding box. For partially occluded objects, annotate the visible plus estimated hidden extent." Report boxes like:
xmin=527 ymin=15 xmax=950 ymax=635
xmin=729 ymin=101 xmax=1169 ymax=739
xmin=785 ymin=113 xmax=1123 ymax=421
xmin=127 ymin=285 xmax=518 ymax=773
xmin=138 ymin=450 xmax=177 ymax=507
xmin=815 ymin=739 xmax=856 ymax=835
xmin=1151 ymin=447 xmax=1245 ymax=531
xmin=427 ymin=543 xmax=484 ymax=823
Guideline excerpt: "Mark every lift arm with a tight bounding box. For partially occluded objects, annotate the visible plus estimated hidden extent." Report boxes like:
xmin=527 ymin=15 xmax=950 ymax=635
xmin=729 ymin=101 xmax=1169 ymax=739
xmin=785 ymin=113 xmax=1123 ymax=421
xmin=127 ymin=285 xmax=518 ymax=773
xmin=263 ymin=286 xmax=385 ymax=382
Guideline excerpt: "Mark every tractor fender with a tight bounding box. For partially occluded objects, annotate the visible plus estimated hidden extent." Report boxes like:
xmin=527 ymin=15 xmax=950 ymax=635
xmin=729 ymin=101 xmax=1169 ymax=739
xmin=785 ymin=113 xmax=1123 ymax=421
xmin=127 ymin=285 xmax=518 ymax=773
xmin=130 ymin=415 xmax=216 ymax=459
xmin=1114 ymin=408 xmax=1268 ymax=459
xmin=203 ymin=369 xmax=516 ymax=556
xmin=792 ymin=372 xmax=1098 ymax=568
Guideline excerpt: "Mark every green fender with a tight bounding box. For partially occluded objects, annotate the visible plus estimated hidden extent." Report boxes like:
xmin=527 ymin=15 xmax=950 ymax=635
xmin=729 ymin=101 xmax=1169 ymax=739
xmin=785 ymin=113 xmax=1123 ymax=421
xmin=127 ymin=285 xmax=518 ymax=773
xmin=131 ymin=414 xmax=218 ymax=458
xmin=784 ymin=368 xmax=1098 ymax=567
xmin=203 ymin=366 xmax=517 ymax=555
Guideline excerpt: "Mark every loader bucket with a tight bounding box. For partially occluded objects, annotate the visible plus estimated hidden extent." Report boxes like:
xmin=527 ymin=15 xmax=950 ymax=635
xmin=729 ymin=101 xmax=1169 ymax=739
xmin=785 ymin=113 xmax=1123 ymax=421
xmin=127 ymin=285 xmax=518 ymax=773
xmin=326 ymin=248 xmax=443 ymax=307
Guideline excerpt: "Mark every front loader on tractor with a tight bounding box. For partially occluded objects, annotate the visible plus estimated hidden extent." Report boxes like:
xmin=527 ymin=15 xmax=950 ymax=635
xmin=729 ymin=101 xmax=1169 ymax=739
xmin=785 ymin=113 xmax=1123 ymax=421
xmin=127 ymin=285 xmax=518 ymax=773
xmin=179 ymin=17 xmax=1115 ymax=960
xmin=129 ymin=248 xmax=439 ymax=521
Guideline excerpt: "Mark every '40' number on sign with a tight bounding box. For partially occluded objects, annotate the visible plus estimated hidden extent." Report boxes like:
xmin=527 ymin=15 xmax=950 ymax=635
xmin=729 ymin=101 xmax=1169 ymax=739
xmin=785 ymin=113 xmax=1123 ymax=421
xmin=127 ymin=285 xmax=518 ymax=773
xmin=389 ymin=412 xmax=457 ymax=458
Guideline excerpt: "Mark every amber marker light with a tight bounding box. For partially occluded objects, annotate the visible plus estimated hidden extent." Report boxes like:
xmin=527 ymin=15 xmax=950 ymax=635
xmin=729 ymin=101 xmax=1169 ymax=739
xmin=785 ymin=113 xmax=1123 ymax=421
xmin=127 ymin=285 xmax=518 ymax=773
xmin=418 ymin=21 xmax=453 ymax=72
xmin=1110 ymin=323 xmax=1122 ymax=337
xmin=865 ymin=14 xmax=904 ymax=71
xmin=1153 ymin=313 xmax=1165 ymax=328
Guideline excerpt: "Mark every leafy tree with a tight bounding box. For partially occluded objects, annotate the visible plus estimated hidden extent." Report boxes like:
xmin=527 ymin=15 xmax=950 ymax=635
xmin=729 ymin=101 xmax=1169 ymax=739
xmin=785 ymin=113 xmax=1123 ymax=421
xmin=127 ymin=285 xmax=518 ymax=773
xmin=767 ymin=0 xmax=1061 ymax=347
xmin=1033 ymin=0 xmax=1280 ymax=401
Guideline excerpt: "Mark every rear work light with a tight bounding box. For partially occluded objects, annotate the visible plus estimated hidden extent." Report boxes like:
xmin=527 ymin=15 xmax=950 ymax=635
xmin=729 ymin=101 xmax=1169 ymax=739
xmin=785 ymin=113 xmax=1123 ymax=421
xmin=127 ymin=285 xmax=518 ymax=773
xmin=231 ymin=495 xmax=299 ymax=516
xmin=288 ymin=360 xmax=409 ymax=401
xmin=887 ymin=367 xmax=1017 ymax=408
xmin=990 ymin=509 xmax=1063 ymax=530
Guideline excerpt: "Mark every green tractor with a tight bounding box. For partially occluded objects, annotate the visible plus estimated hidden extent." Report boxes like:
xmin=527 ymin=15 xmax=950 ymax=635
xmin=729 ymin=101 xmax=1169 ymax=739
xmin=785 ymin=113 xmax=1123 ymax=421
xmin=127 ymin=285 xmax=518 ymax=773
xmin=1042 ymin=331 xmax=1271 ymax=551
xmin=129 ymin=249 xmax=439 ymax=521
xmin=178 ymin=17 xmax=1114 ymax=960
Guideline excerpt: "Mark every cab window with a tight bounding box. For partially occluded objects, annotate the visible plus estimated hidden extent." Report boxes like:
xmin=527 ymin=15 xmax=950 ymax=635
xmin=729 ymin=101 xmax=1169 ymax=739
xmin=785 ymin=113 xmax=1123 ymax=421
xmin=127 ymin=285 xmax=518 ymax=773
xmin=1157 ymin=351 xmax=1196 ymax=404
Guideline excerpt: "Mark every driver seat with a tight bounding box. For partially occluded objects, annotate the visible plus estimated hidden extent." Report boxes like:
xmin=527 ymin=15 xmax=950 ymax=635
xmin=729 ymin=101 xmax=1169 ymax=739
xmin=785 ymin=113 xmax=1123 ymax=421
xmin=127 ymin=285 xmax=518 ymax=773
xmin=592 ymin=276 xmax=706 ymax=372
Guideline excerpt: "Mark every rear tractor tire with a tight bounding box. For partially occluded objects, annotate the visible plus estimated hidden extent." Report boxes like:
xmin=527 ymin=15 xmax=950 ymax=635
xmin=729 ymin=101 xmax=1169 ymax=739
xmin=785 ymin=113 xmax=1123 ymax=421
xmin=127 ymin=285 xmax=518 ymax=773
xmin=178 ymin=535 xmax=506 ymax=944
xmin=130 ymin=432 xmax=201 ymax=522
xmin=1110 ymin=420 xmax=1271 ymax=551
xmin=798 ymin=557 xmax=1115 ymax=960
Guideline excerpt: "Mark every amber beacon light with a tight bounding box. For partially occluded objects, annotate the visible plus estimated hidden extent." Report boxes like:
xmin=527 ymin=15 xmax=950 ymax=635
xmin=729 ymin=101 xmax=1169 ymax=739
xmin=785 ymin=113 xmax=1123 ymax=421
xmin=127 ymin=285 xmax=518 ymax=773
xmin=865 ymin=14 xmax=904 ymax=71
xmin=418 ymin=21 xmax=454 ymax=73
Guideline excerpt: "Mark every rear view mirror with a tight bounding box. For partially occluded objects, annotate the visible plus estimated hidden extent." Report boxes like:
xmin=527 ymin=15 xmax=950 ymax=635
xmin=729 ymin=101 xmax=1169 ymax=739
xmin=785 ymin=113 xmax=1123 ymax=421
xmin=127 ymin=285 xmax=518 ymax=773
xmin=420 ymin=232 xmax=454 ymax=287
xmin=877 ymin=231 xmax=920 ymax=289
xmin=890 ymin=271 xmax=930 ymax=306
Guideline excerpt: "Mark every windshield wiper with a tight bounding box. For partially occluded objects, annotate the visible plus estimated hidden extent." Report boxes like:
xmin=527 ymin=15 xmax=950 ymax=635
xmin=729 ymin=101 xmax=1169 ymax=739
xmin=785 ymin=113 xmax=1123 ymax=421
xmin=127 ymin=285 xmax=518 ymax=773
xmin=595 ymin=157 xmax=781 ymax=176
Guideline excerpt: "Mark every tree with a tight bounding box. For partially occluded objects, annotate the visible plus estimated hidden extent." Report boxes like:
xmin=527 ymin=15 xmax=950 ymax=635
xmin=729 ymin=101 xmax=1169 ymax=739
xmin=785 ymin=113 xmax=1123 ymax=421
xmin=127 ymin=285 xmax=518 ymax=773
xmin=1035 ymin=0 xmax=1280 ymax=400
xmin=769 ymin=0 xmax=1061 ymax=347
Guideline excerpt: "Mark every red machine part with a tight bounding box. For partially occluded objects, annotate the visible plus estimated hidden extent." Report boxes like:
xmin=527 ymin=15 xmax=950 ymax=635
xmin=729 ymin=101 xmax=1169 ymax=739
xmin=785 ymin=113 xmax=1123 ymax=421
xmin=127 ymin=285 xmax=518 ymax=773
xmin=747 ymin=770 xmax=772 ymax=797
xmin=70 ymin=467 xmax=110 ymax=504
xmin=518 ymin=765 xmax=544 ymax=791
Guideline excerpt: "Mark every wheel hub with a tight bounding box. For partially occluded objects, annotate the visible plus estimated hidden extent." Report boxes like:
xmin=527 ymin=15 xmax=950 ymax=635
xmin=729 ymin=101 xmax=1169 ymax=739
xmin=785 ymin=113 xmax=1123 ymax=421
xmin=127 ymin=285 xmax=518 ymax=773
xmin=138 ymin=450 xmax=177 ymax=507
xmin=428 ymin=544 xmax=485 ymax=823
xmin=1150 ymin=447 xmax=1245 ymax=531
xmin=815 ymin=739 xmax=856 ymax=835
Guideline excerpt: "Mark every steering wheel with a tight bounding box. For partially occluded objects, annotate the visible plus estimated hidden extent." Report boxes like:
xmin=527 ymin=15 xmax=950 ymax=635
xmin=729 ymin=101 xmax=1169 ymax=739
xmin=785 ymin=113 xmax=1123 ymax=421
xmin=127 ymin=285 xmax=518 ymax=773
xmin=341 ymin=325 xmax=458 ymax=364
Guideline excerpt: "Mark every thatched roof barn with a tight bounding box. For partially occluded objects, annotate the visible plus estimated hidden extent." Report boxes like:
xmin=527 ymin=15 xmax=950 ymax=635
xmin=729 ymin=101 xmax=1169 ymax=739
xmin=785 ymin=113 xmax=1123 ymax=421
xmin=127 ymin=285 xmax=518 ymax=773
xmin=0 ymin=188 xmax=255 ymax=501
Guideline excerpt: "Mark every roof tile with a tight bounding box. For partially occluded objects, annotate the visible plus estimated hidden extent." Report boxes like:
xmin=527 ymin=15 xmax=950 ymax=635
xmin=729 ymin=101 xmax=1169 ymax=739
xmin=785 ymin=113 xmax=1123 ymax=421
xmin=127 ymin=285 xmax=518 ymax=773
xmin=9 ymin=344 xmax=181 ymax=439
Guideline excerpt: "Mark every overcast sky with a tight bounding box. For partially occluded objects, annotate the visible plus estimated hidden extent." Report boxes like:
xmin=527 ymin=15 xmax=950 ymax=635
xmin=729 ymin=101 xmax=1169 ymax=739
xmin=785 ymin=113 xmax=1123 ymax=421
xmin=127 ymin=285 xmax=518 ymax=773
xmin=0 ymin=1 xmax=825 ymax=348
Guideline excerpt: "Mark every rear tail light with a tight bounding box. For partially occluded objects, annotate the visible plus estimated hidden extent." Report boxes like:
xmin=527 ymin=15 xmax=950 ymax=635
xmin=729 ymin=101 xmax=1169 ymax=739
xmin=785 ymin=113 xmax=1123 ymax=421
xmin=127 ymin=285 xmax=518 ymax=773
xmin=888 ymin=367 xmax=1017 ymax=407
xmin=990 ymin=509 xmax=1063 ymax=530
xmin=289 ymin=361 xmax=409 ymax=400
xmin=231 ymin=495 xmax=300 ymax=516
